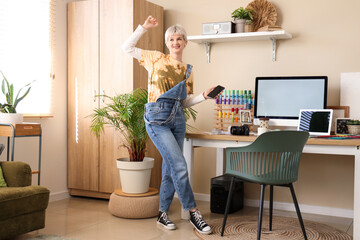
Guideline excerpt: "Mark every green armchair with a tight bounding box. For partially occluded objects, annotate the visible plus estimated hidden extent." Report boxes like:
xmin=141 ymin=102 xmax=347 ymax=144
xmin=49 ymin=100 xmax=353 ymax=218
xmin=0 ymin=161 xmax=50 ymax=240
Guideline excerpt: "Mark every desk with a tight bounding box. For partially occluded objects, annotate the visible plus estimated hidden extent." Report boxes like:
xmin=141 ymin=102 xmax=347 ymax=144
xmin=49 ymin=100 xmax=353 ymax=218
xmin=183 ymin=132 xmax=360 ymax=238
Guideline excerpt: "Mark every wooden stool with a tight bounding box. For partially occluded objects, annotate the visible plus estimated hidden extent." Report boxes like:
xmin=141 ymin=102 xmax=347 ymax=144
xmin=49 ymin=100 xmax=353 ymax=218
xmin=108 ymin=188 xmax=159 ymax=219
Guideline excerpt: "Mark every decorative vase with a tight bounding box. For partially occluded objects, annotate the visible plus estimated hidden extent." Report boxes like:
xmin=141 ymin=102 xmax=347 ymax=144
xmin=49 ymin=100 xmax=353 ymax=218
xmin=116 ymin=157 xmax=154 ymax=194
xmin=235 ymin=19 xmax=246 ymax=33
xmin=0 ymin=113 xmax=23 ymax=124
xmin=347 ymin=125 xmax=360 ymax=135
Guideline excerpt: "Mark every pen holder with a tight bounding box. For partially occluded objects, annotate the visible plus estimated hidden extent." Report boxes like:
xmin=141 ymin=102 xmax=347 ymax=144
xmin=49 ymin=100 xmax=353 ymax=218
xmin=259 ymin=117 xmax=270 ymax=129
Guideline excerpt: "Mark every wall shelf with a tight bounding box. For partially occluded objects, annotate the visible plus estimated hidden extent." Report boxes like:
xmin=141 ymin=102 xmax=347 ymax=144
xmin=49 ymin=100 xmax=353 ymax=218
xmin=187 ymin=30 xmax=292 ymax=63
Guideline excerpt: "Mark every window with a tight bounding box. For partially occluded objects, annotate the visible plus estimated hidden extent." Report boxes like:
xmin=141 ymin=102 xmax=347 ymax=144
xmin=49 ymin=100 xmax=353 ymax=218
xmin=0 ymin=0 xmax=55 ymax=114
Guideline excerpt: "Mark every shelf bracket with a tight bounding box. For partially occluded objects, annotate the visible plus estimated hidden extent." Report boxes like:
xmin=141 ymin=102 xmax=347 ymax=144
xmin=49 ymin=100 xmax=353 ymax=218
xmin=204 ymin=42 xmax=211 ymax=63
xmin=271 ymin=38 xmax=277 ymax=62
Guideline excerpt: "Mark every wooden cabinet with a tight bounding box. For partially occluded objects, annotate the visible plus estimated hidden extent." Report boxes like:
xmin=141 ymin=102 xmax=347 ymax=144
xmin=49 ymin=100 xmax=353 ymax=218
xmin=68 ymin=0 xmax=163 ymax=198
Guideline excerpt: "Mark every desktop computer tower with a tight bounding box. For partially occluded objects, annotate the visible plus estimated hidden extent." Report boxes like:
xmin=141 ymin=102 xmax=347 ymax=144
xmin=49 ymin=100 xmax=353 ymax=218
xmin=210 ymin=174 xmax=244 ymax=214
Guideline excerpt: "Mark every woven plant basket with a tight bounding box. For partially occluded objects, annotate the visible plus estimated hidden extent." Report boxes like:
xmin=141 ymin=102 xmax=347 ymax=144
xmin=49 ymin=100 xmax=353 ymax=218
xmin=347 ymin=125 xmax=360 ymax=135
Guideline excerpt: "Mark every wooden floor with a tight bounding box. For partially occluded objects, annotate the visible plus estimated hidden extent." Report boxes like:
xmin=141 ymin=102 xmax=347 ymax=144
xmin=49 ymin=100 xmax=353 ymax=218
xmin=11 ymin=196 xmax=353 ymax=240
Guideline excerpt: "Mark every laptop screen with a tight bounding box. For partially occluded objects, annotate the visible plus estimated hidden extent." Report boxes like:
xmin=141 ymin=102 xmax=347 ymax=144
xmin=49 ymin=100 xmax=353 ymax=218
xmin=297 ymin=109 xmax=333 ymax=136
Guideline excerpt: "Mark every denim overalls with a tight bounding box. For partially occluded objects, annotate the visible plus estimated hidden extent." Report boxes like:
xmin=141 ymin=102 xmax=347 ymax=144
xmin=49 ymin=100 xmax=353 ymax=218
xmin=144 ymin=64 xmax=196 ymax=212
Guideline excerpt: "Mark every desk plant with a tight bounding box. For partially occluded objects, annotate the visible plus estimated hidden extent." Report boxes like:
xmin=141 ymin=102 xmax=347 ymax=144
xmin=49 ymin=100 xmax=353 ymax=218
xmin=347 ymin=120 xmax=360 ymax=135
xmin=0 ymin=71 xmax=35 ymax=124
xmin=231 ymin=7 xmax=255 ymax=33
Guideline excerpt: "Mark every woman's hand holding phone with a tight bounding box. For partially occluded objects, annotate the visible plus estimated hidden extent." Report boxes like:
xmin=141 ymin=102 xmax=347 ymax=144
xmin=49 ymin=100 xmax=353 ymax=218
xmin=204 ymin=85 xmax=225 ymax=99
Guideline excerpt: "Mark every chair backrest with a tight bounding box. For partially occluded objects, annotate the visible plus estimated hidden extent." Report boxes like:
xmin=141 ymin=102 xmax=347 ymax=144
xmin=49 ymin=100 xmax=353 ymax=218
xmin=225 ymin=131 xmax=309 ymax=185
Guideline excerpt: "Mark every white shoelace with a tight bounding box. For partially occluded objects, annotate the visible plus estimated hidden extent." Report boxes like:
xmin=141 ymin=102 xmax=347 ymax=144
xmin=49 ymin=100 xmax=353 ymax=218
xmin=161 ymin=212 xmax=173 ymax=224
xmin=192 ymin=210 xmax=207 ymax=228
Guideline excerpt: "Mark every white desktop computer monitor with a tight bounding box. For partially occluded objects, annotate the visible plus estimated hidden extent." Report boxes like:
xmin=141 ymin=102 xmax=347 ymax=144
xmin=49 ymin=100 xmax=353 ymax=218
xmin=253 ymin=76 xmax=328 ymax=128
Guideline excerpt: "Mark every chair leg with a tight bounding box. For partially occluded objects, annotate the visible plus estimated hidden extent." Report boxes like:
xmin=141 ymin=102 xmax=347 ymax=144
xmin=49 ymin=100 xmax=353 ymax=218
xmin=289 ymin=183 xmax=308 ymax=240
xmin=257 ymin=184 xmax=266 ymax=240
xmin=269 ymin=185 xmax=274 ymax=231
xmin=221 ymin=176 xmax=235 ymax=237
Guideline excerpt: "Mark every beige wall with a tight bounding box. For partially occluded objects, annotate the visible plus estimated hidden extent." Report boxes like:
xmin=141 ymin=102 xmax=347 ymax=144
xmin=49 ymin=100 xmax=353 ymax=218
xmin=147 ymin=0 xmax=360 ymax=210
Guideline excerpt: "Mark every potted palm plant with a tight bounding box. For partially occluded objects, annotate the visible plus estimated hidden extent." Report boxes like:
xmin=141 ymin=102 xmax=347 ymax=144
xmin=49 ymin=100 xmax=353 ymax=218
xmin=90 ymin=88 xmax=152 ymax=194
xmin=90 ymin=88 xmax=197 ymax=194
xmin=231 ymin=7 xmax=255 ymax=33
xmin=0 ymin=71 xmax=34 ymax=124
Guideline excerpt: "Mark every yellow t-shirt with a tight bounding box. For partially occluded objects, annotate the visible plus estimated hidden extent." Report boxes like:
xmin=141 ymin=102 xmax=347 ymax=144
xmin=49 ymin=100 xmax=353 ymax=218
xmin=139 ymin=50 xmax=194 ymax=103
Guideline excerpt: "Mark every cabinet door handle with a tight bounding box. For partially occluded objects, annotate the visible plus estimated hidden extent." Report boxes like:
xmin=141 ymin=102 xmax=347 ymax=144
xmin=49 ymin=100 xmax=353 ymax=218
xmin=93 ymin=90 xmax=97 ymax=102
xmin=102 ymin=90 xmax=105 ymax=102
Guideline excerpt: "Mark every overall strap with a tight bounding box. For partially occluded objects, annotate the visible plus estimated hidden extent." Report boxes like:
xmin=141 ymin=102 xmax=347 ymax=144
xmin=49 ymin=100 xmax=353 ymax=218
xmin=185 ymin=64 xmax=193 ymax=81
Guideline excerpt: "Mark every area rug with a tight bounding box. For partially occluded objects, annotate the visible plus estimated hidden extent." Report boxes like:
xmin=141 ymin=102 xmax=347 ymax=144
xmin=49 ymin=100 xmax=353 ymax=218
xmin=27 ymin=235 xmax=77 ymax=240
xmin=194 ymin=215 xmax=352 ymax=240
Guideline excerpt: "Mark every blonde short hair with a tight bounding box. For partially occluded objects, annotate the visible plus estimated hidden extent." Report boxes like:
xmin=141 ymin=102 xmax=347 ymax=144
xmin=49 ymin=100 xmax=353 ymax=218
xmin=165 ymin=24 xmax=187 ymax=43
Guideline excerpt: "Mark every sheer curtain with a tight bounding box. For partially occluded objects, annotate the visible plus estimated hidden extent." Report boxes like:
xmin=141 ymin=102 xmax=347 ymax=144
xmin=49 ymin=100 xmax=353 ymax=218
xmin=0 ymin=0 xmax=55 ymax=114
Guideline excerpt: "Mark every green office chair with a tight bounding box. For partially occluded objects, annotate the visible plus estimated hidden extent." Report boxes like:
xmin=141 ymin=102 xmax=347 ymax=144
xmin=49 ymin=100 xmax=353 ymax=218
xmin=221 ymin=131 xmax=309 ymax=240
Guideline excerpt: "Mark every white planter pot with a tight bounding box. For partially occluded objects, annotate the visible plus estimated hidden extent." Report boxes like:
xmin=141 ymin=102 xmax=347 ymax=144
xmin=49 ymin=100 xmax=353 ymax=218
xmin=0 ymin=113 xmax=23 ymax=124
xmin=117 ymin=157 xmax=154 ymax=194
xmin=235 ymin=19 xmax=246 ymax=33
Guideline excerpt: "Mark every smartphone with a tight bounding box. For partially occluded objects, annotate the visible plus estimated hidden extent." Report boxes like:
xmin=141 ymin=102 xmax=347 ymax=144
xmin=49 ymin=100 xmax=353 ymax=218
xmin=207 ymin=85 xmax=225 ymax=98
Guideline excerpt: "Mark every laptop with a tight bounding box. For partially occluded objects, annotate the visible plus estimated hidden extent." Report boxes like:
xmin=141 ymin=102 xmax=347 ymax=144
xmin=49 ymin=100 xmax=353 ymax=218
xmin=297 ymin=109 xmax=333 ymax=136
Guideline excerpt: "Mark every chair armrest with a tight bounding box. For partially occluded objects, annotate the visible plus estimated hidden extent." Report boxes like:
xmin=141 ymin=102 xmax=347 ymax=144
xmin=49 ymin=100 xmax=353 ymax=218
xmin=0 ymin=161 xmax=32 ymax=187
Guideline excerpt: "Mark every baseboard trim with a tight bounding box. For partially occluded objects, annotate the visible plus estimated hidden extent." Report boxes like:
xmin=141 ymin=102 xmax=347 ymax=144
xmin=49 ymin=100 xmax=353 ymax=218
xmin=244 ymin=198 xmax=353 ymax=219
xmin=191 ymin=193 xmax=353 ymax=219
xmin=49 ymin=190 xmax=70 ymax=202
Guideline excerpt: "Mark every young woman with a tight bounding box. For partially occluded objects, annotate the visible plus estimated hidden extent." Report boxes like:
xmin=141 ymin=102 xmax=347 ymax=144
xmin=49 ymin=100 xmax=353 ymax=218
xmin=122 ymin=16 xmax=217 ymax=235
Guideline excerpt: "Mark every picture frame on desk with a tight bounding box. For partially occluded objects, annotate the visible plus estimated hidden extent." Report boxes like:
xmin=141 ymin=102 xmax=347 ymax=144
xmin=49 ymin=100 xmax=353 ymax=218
xmin=327 ymin=106 xmax=350 ymax=134
xmin=336 ymin=118 xmax=351 ymax=134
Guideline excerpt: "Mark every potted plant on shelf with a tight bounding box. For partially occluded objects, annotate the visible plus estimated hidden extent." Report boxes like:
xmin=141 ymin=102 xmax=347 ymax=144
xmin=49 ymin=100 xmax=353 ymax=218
xmin=347 ymin=120 xmax=360 ymax=135
xmin=231 ymin=7 xmax=255 ymax=33
xmin=244 ymin=20 xmax=254 ymax=32
xmin=0 ymin=71 xmax=34 ymax=124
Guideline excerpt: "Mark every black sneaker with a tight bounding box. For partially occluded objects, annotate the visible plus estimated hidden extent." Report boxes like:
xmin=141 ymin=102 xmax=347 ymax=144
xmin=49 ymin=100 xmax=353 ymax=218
xmin=157 ymin=211 xmax=176 ymax=230
xmin=189 ymin=210 xmax=212 ymax=234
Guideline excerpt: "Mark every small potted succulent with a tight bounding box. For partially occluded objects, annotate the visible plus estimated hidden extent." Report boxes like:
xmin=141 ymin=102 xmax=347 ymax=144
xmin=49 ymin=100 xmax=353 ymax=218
xmin=231 ymin=7 xmax=255 ymax=33
xmin=245 ymin=20 xmax=254 ymax=32
xmin=0 ymin=71 xmax=35 ymax=124
xmin=347 ymin=120 xmax=360 ymax=135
